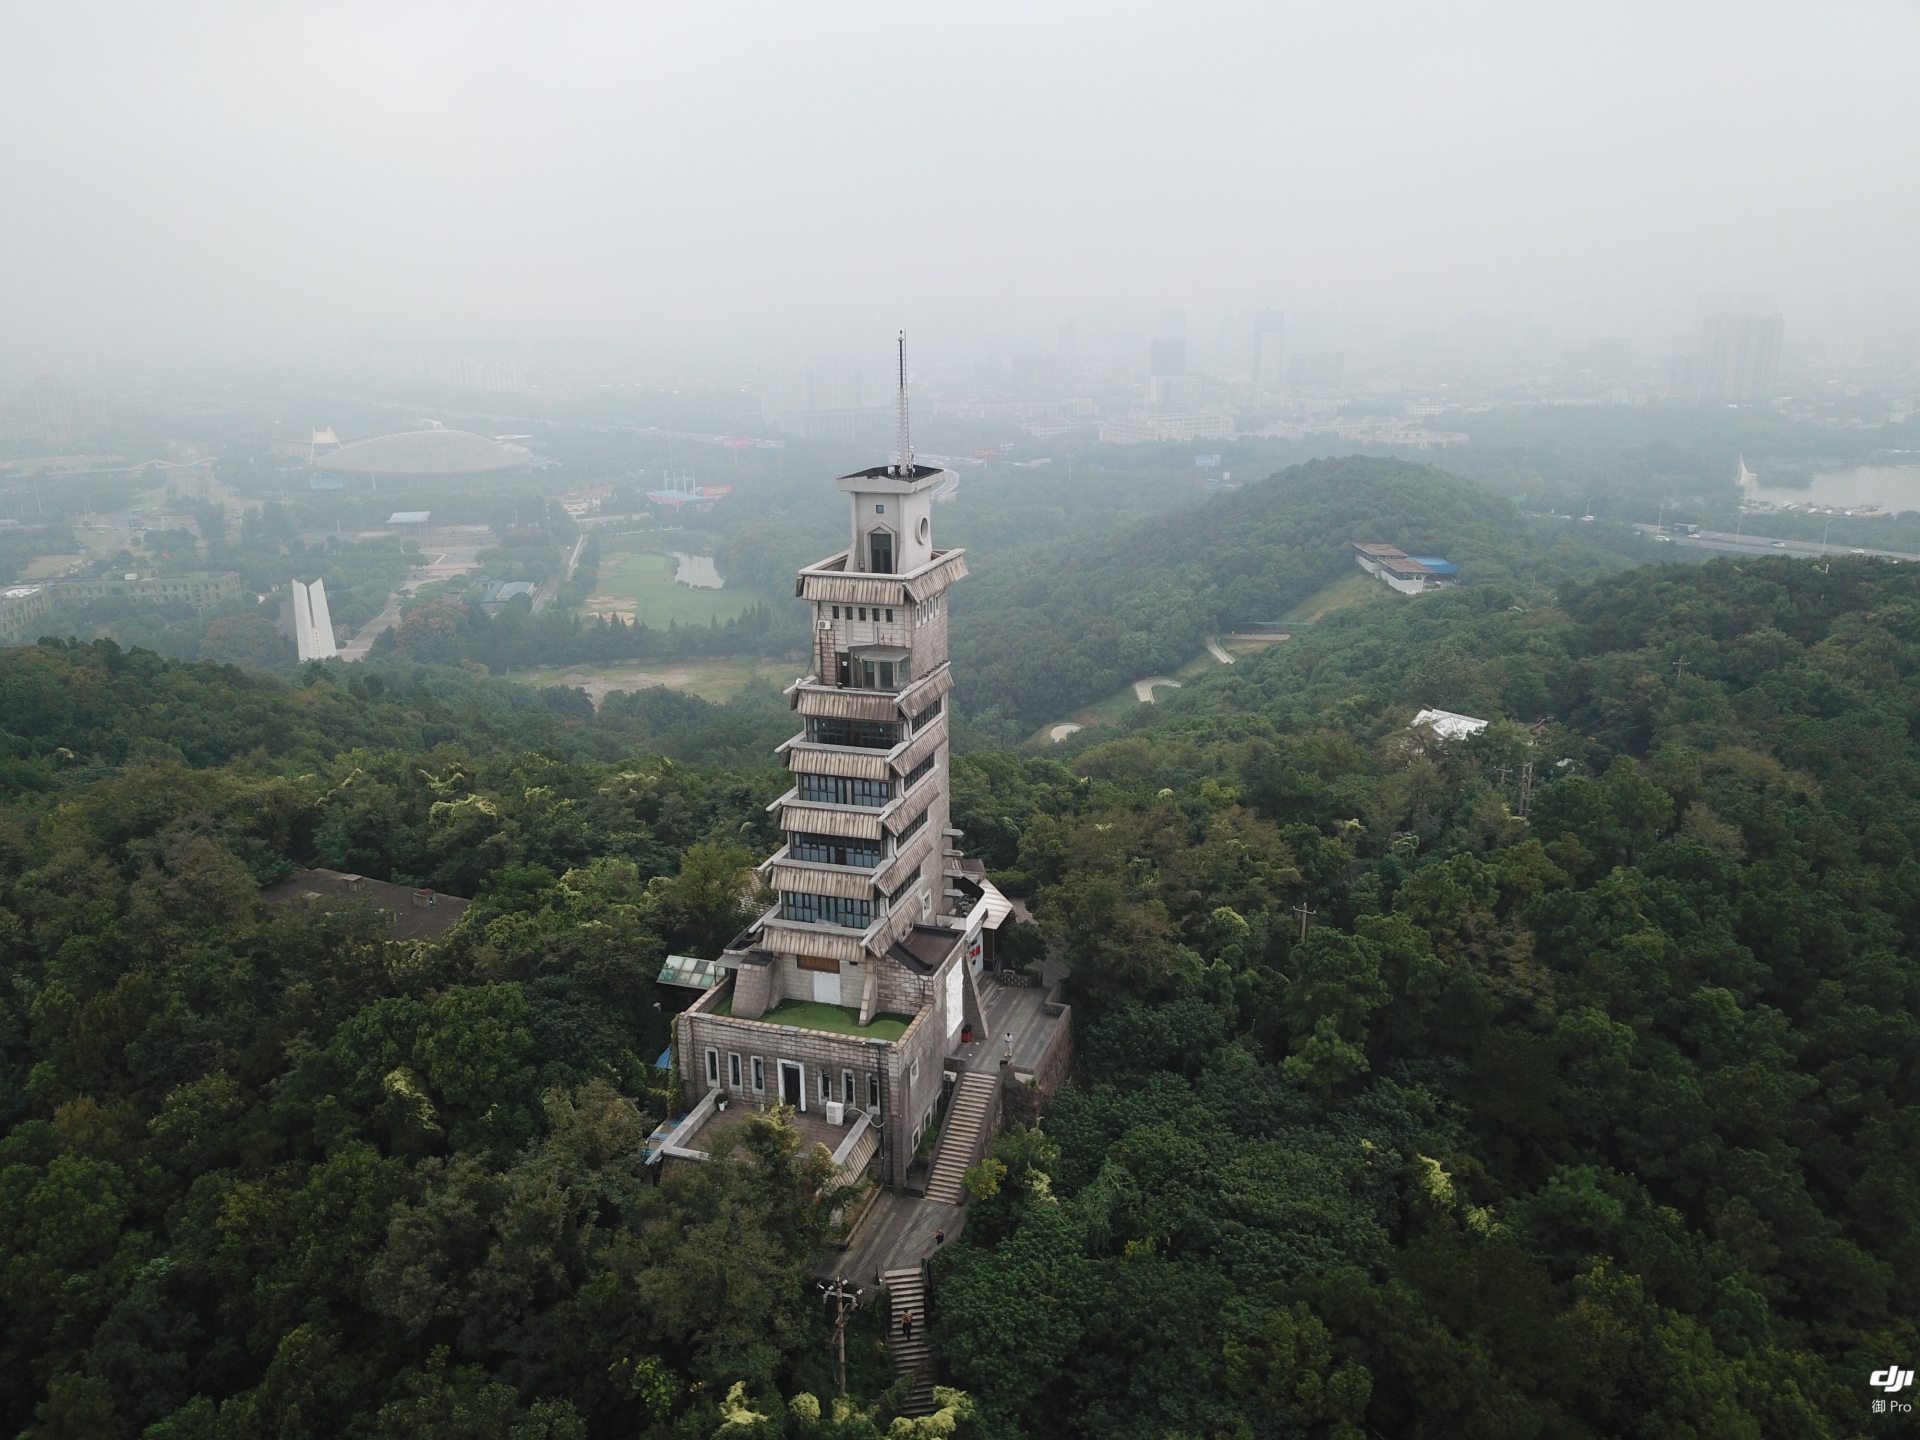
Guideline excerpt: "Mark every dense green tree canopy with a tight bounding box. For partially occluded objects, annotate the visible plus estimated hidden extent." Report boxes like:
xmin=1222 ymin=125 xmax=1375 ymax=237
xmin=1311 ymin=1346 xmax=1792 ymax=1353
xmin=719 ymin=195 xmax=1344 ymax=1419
xmin=6 ymin=453 xmax=1920 ymax=1437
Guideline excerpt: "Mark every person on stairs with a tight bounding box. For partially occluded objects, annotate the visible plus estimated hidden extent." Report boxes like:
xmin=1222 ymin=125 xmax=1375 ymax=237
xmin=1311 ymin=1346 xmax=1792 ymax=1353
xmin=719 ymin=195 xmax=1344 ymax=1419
xmin=900 ymin=1310 xmax=915 ymax=1342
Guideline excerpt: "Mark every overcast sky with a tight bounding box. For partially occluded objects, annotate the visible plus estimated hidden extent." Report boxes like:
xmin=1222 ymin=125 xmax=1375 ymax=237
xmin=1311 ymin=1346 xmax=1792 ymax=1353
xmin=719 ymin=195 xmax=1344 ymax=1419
xmin=2 ymin=0 xmax=1916 ymax=377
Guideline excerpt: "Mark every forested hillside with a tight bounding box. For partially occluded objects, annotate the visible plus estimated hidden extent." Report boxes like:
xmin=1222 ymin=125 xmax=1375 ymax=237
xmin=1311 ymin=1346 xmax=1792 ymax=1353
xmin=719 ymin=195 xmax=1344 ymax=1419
xmin=3 ymin=540 xmax=1918 ymax=1436
xmin=939 ymin=555 xmax=1920 ymax=1438
xmin=949 ymin=457 xmax=1637 ymax=740
xmin=0 ymin=644 xmax=871 ymax=1437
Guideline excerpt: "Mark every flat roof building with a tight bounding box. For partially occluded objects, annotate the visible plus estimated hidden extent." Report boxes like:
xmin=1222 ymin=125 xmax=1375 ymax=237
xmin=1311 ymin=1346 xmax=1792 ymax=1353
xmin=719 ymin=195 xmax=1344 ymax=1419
xmin=1352 ymin=542 xmax=1460 ymax=595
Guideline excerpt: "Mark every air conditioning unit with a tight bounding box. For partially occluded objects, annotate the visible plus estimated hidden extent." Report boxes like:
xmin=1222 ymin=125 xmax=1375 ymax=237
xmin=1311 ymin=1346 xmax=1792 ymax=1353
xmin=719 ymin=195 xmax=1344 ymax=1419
xmin=867 ymin=1105 xmax=882 ymax=1125
xmin=825 ymin=1101 xmax=845 ymax=1127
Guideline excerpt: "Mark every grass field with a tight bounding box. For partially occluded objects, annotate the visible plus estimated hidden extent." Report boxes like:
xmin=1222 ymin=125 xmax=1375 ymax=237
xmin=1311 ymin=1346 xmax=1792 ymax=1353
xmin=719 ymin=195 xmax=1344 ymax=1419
xmin=580 ymin=542 xmax=773 ymax=627
xmin=1028 ymin=649 xmax=1224 ymax=747
xmin=1280 ymin=570 xmax=1385 ymax=623
xmin=19 ymin=553 xmax=84 ymax=579
xmin=713 ymin=996 xmax=911 ymax=1041
xmin=508 ymin=656 xmax=795 ymax=704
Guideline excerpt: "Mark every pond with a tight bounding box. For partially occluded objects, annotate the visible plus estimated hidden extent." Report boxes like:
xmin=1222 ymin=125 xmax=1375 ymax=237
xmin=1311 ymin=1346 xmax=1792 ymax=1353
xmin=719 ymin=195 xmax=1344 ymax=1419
xmin=670 ymin=552 xmax=724 ymax=588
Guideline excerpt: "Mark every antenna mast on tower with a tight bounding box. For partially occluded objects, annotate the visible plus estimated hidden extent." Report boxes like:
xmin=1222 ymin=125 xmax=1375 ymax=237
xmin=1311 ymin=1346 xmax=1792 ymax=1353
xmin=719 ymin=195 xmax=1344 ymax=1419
xmin=893 ymin=330 xmax=914 ymax=475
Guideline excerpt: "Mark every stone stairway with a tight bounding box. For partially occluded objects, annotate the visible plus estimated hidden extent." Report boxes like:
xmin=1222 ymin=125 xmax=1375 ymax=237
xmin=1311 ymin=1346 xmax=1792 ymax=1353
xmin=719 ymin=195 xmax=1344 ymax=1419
xmin=882 ymin=1266 xmax=936 ymax=1416
xmin=924 ymin=1071 xmax=996 ymax=1205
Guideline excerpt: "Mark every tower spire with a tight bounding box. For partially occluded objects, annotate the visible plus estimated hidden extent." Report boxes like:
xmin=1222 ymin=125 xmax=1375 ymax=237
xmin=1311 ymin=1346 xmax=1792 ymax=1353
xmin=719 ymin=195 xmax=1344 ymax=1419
xmin=894 ymin=329 xmax=913 ymax=475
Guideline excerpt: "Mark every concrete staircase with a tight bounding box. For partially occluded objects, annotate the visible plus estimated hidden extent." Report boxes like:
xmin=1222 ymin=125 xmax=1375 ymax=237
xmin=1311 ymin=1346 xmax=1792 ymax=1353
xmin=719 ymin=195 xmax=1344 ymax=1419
xmin=882 ymin=1266 xmax=936 ymax=1416
xmin=925 ymin=1071 xmax=996 ymax=1205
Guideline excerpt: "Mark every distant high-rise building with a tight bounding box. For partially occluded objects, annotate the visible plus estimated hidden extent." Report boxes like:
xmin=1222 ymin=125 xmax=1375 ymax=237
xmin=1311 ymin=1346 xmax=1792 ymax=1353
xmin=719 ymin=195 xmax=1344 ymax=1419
xmin=1289 ymin=351 xmax=1346 ymax=388
xmin=761 ymin=360 xmax=894 ymax=441
xmin=1252 ymin=308 xmax=1287 ymax=387
xmin=1697 ymin=312 xmax=1783 ymax=403
xmin=362 ymin=340 xmax=526 ymax=393
xmin=1148 ymin=337 xmax=1187 ymax=379
xmin=291 ymin=578 xmax=338 ymax=661
xmin=0 ymin=375 xmax=110 ymax=444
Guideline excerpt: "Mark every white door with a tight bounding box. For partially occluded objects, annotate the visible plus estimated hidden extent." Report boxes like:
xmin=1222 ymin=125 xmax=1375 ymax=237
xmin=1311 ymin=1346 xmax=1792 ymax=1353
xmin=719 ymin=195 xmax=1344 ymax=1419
xmin=813 ymin=969 xmax=842 ymax=1005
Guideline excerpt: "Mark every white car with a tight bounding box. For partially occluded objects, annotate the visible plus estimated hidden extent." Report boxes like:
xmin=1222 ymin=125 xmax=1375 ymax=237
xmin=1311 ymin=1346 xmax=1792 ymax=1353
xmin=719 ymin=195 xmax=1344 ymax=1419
xmin=1771 ymin=540 xmax=1787 ymax=548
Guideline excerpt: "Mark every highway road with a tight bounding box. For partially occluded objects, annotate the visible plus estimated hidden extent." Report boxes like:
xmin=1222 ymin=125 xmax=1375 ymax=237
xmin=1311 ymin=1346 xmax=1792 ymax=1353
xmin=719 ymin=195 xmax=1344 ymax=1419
xmin=1641 ymin=527 xmax=1920 ymax=563
xmin=532 ymin=531 xmax=588 ymax=614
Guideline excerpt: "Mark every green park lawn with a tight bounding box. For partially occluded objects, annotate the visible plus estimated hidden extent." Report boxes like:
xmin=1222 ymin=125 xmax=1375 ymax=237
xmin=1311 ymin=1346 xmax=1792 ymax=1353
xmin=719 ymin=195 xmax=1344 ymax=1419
xmin=580 ymin=543 xmax=772 ymax=627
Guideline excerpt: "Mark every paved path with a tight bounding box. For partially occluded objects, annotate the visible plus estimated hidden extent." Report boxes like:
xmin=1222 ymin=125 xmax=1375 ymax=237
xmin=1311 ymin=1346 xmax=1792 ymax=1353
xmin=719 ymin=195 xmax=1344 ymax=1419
xmin=1205 ymin=635 xmax=1234 ymax=664
xmin=827 ymin=1190 xmax=964 ymax=1288
xmin=531 ymin=532 xmax=589 ymax=614
xmin=338 ymin=588 xmax=408 ymax=661
xmin=1133 ymin=675 xmax=1183 ymax=702
xmin=1048 ymin=723 xmax=1083 ymax=743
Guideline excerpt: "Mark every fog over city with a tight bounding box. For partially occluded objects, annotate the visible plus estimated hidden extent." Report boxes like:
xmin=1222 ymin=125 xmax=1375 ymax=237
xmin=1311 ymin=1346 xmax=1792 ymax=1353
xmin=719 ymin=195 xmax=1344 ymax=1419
xmin=4 ymin=0 xmax=1918 ymax=377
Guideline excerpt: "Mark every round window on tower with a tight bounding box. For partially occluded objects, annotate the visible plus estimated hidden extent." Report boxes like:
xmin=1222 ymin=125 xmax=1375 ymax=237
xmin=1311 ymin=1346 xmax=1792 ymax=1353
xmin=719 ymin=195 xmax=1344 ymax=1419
xmin=916 ymin=516 xmax=929 ymax=544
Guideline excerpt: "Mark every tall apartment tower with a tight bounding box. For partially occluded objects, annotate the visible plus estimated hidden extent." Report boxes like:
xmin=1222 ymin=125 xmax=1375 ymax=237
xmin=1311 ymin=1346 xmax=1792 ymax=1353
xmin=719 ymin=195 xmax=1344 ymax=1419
xmin=675 ymin=335 xmax=988 ymax=1189
xmin=1698 ymin=312 xmax=1784 ymax=403
xmin=1252 ymin=308 xmax=1287 ymax=388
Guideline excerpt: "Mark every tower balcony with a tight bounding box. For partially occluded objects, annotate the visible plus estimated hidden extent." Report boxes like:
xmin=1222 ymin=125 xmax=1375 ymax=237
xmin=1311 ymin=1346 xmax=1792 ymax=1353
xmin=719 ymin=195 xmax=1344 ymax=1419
xmin=778 ymin=709 xmax=946 ymax=779
xmin=767 ymin=781 xmax=939 ymax=841
xmin=796 ymin=547 xmax=968 ymax=606
xmin=786 ymin=666 xmax=953 ymax=720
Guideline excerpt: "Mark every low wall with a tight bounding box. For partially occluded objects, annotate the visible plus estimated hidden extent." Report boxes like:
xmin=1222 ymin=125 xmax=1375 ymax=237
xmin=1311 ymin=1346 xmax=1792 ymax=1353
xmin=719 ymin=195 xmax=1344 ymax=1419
xmin=1022 ymin=982 xmax=1074 ymax=1099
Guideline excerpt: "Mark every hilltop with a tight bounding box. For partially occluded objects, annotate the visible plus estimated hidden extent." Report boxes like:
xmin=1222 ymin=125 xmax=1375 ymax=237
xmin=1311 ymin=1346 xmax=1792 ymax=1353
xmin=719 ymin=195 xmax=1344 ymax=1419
xmin=952 ymin=456 xmax=1634 ymax=741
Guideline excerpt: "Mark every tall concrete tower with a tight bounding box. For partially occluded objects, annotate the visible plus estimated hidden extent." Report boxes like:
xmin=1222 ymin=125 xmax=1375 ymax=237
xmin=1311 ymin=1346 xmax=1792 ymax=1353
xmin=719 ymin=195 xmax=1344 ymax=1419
xmin=677 ymin=334 xmax=989 ymax=1191
xmin=763 ymin=332 xmax=968 ymax=1020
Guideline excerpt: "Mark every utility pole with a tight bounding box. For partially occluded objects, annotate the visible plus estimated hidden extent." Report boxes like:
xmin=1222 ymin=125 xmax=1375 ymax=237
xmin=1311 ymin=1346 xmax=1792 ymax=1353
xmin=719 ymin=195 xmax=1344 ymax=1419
xmin=1293 ymin=902 xmax=1316 ymax=943
xmin=1672 ymin=657 xmax=1689 ymax=682
xmin=1517 ymin=760 xmax=1535 ymax=819
xmin=820 ymin=1277 xmax=862 ymax=1398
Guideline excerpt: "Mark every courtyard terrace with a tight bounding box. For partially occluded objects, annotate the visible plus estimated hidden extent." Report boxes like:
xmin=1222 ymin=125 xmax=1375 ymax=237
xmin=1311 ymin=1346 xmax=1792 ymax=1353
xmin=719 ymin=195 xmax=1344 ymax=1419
xmin=710 ymin=991 xmax=913 ymax=1042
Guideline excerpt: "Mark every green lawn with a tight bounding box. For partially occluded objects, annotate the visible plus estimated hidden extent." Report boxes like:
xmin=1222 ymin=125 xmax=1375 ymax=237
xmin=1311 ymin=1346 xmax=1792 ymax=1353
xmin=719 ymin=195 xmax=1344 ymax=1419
xmin=581 ymin=544 xmax=773 ymax=627
xmin=1279 ymin=570 xmax=1386 ymax=623
xmin=1026 ymin=649 xmax=1223 ymax=748
xmin=713 ymin=995 xmax=911 ymax=1041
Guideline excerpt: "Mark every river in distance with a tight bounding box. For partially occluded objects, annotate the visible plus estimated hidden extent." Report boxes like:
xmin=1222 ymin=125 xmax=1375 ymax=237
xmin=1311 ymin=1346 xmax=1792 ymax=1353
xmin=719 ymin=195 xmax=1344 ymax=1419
xmin=1753 ymin=465 xmax=1920 ymax=512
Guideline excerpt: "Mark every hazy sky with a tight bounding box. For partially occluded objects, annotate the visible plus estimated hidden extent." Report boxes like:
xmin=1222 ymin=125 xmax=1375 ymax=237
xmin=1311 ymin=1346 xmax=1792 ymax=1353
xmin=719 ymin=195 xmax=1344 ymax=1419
xmin=3 ymin=0 xmax=1917 ymax=376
